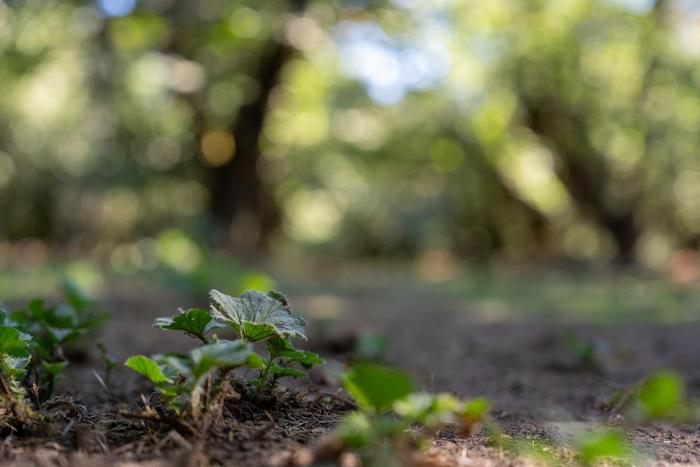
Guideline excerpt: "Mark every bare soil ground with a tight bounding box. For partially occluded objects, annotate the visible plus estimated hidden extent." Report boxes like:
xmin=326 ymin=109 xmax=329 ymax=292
xmin=2 ymin=274 xmax=699 ymax=466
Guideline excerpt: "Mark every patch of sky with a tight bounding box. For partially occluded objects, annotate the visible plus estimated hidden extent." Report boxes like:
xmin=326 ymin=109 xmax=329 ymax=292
xmin=335 ymin=20 xmax=451 ymax=105
xmin=96 ymin=0 xmax=138 ymax=17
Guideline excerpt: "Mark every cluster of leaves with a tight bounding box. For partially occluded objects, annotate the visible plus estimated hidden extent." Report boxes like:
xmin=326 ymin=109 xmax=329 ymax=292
xmin=126 ymin=289 xmax=322 ymax=417
xmin=323 ymin=364 xmax=491 ymax=464
xmin=0 ymin=281 xmax=106 ymax=405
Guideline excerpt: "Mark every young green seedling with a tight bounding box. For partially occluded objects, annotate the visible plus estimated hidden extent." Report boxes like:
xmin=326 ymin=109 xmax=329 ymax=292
xmin=575 ymin=429 xmax=633 ymax=466
xmin=208 ymin=289 xmax=323 ymax=392
xmin=318 ymin=363 xmax=492 ymax=464
xmin=126 ymin=340 xmax=253 ymax=417
xmin=7 ymin=282 xmax=106 ymax=400
xmin=126 ymin=289 xmax=322 ymax=417
xmin=0 ymin=323 xmax=32 ymax=400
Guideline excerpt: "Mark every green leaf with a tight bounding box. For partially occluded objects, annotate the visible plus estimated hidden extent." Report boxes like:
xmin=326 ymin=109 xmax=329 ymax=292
xmin=246 ymin=352 xmax=266 ymax=369
xmin=125 ymin=355 xmax=173 ymax=384
xmin=190 ymin=339 xmax=251 ymax=378
xmin=209 ymin=289 xmax=307 ymax=342
xmin=462 ymin=397 xmax=490 ymax=421
xmin=637 ymin=371 xmax=685 ymax=420
xmin=342 ymin=364 xmax=414 ymax=413
xmin=154 ymin=308 xmax=222 ymax=341
xmin=154 ymin=353 xmax=192 ymax=379
xmin=577 ymin=430 xmax=631 ymax=466
xmin=0 ymin=326 xmax=31 ymax=358
xmin=42 ymin=360 xmax=68 ymax=376
xmin=266 ymin=336 xmax=323 ymax=368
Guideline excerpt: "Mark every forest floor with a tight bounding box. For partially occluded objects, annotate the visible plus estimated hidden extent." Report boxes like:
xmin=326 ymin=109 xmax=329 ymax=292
xmin=2 ymin=264 xmax=700 ymax=466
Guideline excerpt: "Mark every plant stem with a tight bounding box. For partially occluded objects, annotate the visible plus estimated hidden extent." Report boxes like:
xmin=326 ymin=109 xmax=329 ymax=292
xmin=0 ymin=373 xmax=12 ymax=400
xmin=258 ymin=354 xmax=275 ymax=391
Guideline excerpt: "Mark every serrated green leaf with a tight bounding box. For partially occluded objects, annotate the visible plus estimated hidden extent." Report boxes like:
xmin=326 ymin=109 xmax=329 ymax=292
xmin=154 ymin=308 xmax=222 ymax=341
xmin=343 ymin=364 xmax=414 ymax=413
xmin=209 ymin=289 xmax=307 ymax=342
xmin=125 ymin=355 xmax=172 ymax=384
xmin=0 ymin=326 xmax=31 ymax=358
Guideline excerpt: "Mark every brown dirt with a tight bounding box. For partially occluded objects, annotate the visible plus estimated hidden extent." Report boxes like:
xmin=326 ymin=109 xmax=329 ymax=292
xmin=2 ymin=275 xmax=699 ymax=466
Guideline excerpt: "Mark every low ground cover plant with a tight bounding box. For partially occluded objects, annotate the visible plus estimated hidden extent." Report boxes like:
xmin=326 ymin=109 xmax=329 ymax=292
xmin=125 ymin=289 xmax=323 ymax=418
xmin=0 ymin=281 xmax=105 ymax=430
xmin=312 ymin=363 xmax=492 ymax=465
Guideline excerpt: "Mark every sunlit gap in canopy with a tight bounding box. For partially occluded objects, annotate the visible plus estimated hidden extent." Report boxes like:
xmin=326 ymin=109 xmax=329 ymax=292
xmin=334 ymin=20 xmax=451 ymax=105
xmin=96 ymin=0 xmax=138 ymax=17
xmin=606 ymin=0 xmax=656 ymax=14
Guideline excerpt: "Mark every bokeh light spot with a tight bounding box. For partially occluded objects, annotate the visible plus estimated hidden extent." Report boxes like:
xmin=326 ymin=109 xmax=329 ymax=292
xmin=200 ymin=130 xmax=236 ymax=167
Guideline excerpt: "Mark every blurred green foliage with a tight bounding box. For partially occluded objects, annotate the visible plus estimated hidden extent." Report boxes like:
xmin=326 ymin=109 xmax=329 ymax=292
xmin=0 ymin=0 xmax=699 ymax=269
xmin=576 ymin=429 xmax=633 ymax=466
xmin=635 ymin=370 xmax=689 ymax=420
xmin=443 ymin=266 xmax=700 ymax=322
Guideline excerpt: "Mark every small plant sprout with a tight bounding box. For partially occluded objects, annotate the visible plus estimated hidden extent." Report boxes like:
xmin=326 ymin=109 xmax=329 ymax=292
xmin=0 ymin=306 xmax=36 ymax=429
xmin=318 ymin=363 xmax=492 ymax=464
xmin=126 ymin=340 xmax=253 ymax=417
xmin=0 ymin=323 xmax=32 ymax=400
xmin=1 ymin=282 xmax=106 ymax=402
xmin=125 ymin=289 xmax=322 ymax=417
xmin=632 ymin=371 xmax=689 ymax=422
xmin=575 ymin=429 xmax=633 ymax=466
xmin=208 ymin=289 xmax=323 ymax=392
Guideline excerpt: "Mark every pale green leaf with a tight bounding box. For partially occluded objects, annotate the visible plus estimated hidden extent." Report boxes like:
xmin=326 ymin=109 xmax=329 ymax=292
xmin=0 ymin=326 xmax=31 ymax=358
xmin=209 ymin=290 xmax=307 ymax=342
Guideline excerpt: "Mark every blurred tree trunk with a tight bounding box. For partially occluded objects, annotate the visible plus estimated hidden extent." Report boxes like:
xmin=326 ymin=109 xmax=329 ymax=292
xmin=522 ymin=97 xmax=639 ymax=263
xmin=209 ymin=1 xmax=307 ymax=250
xmin=518 ymin=0 xmax=668 ymax=264
xmin=449 ymin=129 xmax=550 ymax=257
xmin=209 ymin=42 xmax=292 ymax=250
